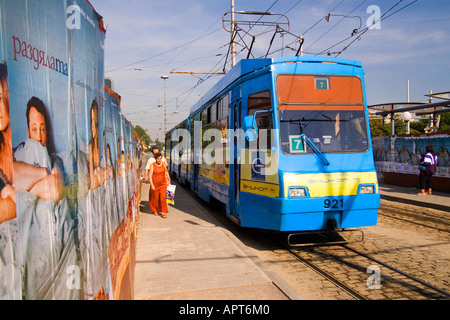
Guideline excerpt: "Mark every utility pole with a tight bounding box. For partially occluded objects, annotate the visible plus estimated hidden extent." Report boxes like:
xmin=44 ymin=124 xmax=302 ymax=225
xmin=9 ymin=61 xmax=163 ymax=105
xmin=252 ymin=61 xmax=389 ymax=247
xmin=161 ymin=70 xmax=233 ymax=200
xmin=161 ymin=75 xmax=168 ymax=136
xmin=231 ymin=0 xmax=236 ymax=68
xmin=407 ymin=80 xmax=410 ymax=103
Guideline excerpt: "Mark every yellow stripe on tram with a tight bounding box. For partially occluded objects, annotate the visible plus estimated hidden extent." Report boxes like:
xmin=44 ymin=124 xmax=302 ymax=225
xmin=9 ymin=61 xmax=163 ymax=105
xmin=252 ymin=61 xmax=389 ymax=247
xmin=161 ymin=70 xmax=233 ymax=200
xmin=283 ymin=171 xmax=378 ymax=198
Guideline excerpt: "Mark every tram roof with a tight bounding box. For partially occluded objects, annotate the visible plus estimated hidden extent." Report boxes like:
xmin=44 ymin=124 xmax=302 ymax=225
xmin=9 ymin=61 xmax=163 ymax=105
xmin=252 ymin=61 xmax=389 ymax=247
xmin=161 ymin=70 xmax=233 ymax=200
xmin=189 ymin=56 xmax=363 ymax=116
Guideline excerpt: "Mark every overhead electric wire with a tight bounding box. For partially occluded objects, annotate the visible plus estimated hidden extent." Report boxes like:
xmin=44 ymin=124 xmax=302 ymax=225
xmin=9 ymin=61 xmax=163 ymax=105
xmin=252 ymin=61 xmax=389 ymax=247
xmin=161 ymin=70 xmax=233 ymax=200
xmin=302 ymin=0 xmax=345 ymax=35
xmin=235 ymin=0 xmax=305 ymax=60
xmin=118 ymin=17 xmax=225 ymax=106
xmin=305 ymin=0 xmax=368 ymax=52
xmin=319 ymin=0 xmax=419 ymax=57
xmin=269 ymin=0 xmax=345 ymax=57
xmin=106 ymin=19 xmax=223 ymax=73
xmin=174 ymin=0 xmax=305 ymax=108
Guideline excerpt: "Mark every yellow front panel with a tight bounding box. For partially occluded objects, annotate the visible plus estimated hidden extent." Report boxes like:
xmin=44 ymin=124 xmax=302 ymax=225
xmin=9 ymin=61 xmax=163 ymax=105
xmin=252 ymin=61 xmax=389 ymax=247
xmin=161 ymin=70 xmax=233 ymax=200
xmin=284 ymin=171 xmax=378 ymax=198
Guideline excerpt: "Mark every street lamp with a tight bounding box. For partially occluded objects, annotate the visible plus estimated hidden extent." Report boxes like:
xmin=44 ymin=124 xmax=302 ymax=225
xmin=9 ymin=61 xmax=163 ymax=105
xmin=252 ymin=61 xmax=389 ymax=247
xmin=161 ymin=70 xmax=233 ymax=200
xmin=161 ymin=75 xmax=169 ymax=136
xmin=402 ymin=112 xmax=412 ymax=135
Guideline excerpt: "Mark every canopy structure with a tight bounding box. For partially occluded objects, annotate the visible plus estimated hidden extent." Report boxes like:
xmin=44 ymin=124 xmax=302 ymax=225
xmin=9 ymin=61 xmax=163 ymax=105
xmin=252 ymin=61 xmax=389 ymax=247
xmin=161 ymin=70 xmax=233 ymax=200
xmin=369 ymin=91 xmax=450 ymax=135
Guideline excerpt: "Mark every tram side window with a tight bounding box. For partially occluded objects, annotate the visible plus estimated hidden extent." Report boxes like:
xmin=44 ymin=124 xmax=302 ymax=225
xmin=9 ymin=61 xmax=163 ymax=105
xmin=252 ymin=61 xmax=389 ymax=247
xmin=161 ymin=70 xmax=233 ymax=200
xmin=216 ymin=95 xmax=230 ymax=167
xmin=201 ymin=109 xmax=207 ymax=126
xmin=217 ymin=96 xmax=229 ymax=120
xmin=216 ymin=95 xmax=229 ymax=141
xmin=211 ymin=104 xmax=217 ymax=123
xmin=189 ymin=116 xmax=195 ymax=162
xmin=247 ymin=90 xmax=273 ymax=149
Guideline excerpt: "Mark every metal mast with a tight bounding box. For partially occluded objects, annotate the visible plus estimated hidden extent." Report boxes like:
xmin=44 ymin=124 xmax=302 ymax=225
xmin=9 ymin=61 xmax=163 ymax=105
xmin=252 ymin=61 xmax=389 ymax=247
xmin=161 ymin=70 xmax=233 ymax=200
xmin=161 ymin=75 xmax=168 ymax=136
xmin=231 ymin=0 xmax=236 ymax=68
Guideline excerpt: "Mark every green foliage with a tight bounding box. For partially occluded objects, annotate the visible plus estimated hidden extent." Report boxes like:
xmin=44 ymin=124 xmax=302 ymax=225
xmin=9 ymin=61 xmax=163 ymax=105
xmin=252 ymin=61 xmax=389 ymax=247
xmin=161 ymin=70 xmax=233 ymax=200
xmin=410 ymin=116 xmax=428 ymax=133
xmin=153 ymin=138 xmax=164 ymax=151
xmin=369 ymin=115 xmax=407 ymax=136
xmin=133 ymin=125 xmax=152 ymax=147
xmin=369 ymin=118 xmax=390 ymax=136
xmin=438 ymin=112 xmax=450 ymax=133
xmin=370 ymin=112 xmax=450 ymax=136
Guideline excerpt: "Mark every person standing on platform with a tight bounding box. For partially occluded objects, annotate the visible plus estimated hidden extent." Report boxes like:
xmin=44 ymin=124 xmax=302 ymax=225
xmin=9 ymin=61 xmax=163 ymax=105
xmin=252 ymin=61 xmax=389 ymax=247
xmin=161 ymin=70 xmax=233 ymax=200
xmin=145 ymin=146 xmax=167 ymax=179
xmin=418 ymin=145 xmax=438 ymax=195
xmin=149 ymin=152 xmax=170 ymax=218
xmin=144 ymin=146 xmax=167 ymax=208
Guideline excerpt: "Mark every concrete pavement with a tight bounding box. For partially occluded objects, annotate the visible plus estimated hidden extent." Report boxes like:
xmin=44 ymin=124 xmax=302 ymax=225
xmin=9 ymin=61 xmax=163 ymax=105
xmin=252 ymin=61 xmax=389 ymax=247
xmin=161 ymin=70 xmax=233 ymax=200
xmin=134 ymin=182 xmax=296 ymax=300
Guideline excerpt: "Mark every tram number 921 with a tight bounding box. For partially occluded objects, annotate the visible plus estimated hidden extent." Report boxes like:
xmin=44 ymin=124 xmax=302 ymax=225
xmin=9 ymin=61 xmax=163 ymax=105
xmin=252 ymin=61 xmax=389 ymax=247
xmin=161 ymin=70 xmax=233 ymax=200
xmin=324 ymin=199 xmax=344 ymax=209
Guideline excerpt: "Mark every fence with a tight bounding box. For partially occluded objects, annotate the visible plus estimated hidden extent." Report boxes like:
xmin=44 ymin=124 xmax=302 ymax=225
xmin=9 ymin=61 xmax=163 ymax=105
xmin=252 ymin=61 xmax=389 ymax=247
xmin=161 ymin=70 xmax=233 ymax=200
xmin=373 ymin=134 xmax=450 ymax=192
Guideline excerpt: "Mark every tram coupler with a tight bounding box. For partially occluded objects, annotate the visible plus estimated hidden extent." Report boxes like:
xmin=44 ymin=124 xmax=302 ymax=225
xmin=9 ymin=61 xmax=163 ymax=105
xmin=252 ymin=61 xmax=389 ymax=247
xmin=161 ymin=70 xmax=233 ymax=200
xmin=286 ymin=228 xmax=365 ymax=247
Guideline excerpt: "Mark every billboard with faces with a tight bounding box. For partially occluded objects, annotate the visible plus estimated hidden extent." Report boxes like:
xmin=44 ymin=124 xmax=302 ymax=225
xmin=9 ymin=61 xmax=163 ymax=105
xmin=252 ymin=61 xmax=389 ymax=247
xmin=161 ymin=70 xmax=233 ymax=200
xmin=0 ymin=0 xmax=139 ymax=300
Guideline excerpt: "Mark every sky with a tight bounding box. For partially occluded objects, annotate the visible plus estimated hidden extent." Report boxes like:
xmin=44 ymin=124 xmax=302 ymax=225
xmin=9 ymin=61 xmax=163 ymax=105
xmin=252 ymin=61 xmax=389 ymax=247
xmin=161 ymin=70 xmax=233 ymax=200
xmin=89 ymin=0 xmax=450 ymax=142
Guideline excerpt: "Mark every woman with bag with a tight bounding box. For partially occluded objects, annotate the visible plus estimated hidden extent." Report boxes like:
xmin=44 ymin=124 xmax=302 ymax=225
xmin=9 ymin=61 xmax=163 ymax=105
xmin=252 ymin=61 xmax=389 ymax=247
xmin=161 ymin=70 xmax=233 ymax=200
xmin=149 ymin=152 xmax=170 ymax=218
xmin=418 ymin=145 xmax=438 ymax=196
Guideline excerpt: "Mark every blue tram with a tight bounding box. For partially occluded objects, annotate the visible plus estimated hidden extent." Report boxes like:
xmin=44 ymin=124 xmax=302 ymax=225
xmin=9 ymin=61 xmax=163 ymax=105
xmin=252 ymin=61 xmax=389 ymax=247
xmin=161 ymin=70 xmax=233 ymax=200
xmin=165 ymin=56 xmax=379 ymax=233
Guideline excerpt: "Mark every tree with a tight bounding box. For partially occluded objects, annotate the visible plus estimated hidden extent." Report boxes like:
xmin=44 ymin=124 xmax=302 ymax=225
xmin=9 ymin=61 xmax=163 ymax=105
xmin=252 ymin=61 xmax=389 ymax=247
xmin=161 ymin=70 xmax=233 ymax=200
xmin=369 ymin=118 xmax=390 ymax=136
xmin=153 ymin=138 xmax=164 ymax=152
xmin=438 ymin=112 xmax=450 ymax=133
xmin=134 ymin=125 xmax=151 ymax=147
xmin=370 ymin=112 xmax=450 ymax=136
xmin=410 ymin=116 xmax=428 ymax=134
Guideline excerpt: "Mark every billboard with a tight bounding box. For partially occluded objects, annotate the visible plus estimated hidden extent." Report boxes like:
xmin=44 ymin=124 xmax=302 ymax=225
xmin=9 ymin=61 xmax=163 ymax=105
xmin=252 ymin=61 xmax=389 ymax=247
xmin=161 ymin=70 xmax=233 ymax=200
xmin=0 ymin=0 xmax=139 ymax=299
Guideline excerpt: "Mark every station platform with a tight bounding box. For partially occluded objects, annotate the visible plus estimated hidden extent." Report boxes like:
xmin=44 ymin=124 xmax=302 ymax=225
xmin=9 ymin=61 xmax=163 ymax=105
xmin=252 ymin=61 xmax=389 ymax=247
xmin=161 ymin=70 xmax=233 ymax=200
xmin=378 ymin=183 xmax=450 ymax=211
xmin=134 ymin=181 xmax=449 ymax=300
xmin=134 ymin=182 xmax=298 ymax=300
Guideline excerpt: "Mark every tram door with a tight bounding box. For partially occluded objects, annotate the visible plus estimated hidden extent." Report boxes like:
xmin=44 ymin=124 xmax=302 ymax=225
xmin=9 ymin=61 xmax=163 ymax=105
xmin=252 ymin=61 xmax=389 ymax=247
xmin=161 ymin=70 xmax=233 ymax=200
xmin=192 ymin=114 xmax=200 ymax=192
xmin=177 ymin=135 xmax=182 ymax=179
xmin=230 ymin=100 xmax=241 ymax=223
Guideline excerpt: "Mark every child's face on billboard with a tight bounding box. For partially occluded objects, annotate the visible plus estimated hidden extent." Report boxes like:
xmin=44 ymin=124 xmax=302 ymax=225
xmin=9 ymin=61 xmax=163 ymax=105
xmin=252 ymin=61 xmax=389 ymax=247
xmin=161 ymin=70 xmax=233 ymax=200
xmin=28 ymin=106 xmax=47 ymax=146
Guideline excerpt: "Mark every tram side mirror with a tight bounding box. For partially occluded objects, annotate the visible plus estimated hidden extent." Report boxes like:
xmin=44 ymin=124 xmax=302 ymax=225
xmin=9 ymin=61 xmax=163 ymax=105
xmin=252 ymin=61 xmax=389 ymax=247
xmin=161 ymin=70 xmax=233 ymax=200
xmin=243 ymin=115 xmax=257 ymax=142
xmin=243 ymin=110 xmax=272 ymax=142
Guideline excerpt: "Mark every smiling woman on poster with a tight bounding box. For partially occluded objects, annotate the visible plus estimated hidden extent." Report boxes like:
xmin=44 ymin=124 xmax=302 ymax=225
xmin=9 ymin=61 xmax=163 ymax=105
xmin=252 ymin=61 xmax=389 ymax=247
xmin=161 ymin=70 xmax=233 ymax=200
xmin=0 ymin=62 xmax=22 ymax=300
xmin=88 ymin=99 xmax=107 ymax=190
xmin=77 ymin=97 xmax=113 ymax=299
xmin=0 ymin=62 xmax=16 ymax=224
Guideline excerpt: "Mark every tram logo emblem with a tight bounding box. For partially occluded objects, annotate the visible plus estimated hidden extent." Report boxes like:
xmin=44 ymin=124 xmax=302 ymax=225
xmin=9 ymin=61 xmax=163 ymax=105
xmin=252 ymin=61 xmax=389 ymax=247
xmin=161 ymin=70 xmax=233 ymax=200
xmin=251 ymin=151 xmax=265 ymax=181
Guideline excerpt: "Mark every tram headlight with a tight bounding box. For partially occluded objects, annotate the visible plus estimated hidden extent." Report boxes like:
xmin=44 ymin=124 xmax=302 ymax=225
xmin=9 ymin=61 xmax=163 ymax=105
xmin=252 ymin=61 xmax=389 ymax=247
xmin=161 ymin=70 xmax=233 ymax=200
xmin=360 ymin=185 xmax=374 ymax=194
xmin=289 ymin=187 xmax=307 ymax=197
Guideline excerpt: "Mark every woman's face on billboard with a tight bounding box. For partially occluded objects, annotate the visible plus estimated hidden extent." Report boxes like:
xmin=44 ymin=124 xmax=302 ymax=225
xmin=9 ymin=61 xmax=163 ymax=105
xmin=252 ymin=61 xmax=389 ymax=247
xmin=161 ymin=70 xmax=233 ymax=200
xmin=0 ymin=85 xmax=10 ymax=132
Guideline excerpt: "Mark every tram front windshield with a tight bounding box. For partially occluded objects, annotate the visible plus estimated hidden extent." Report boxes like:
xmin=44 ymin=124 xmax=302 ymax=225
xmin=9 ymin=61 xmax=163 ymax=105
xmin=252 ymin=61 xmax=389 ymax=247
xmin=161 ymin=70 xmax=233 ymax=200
xmin=276 ymin=74 xmax=369 ymax=154
xmin=279 ymin=109 xmax=368 ymax=154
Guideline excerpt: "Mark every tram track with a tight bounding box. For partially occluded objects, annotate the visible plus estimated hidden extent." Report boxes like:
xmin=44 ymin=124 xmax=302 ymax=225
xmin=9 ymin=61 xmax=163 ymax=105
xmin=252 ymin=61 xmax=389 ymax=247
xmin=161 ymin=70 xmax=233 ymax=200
xmin=190 ymin=184 xmax=449 ymax=300
xmin=282 ymin=239 xmax=450 ymax=300
xmin=284 ymin=245 xmax=367 ymax=300
xmin=270 ymin=201 xmax=450 ymax=300
xmin=379 ymin=201 xmax=450 ymax=234
xmin=342 ymin=244 xmax=450 ymax=298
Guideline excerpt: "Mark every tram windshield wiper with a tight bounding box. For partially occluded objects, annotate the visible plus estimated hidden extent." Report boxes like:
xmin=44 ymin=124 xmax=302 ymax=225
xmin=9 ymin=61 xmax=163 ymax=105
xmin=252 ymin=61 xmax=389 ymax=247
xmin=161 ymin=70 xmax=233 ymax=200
xmin=301 ymin=133 xmax=330 ymax=166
